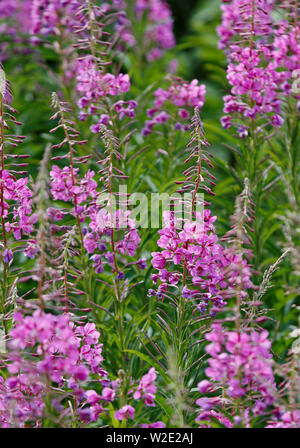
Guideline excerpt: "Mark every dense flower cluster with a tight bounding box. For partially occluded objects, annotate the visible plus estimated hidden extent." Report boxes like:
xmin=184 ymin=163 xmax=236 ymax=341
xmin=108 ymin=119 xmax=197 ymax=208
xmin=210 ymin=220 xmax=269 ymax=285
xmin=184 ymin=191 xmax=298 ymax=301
xmin=1 ymin=170 xmax=37 ymax=240
xmin=84 ymin=208 xmax=141 ymax=274
xmin=0 ymin=0 xmax=32 ymax=61
xmin=0 ymin=311 xmax=161 ymax=427
xmin=195 ymin=324 xmax=277 ymax=427
xmin=30 ymin=0 xmax=80 ymax=35
xmin=219 ymin=0 xmax=300 ymax=131
xmin=266 ymin=410 xmax=300 ymax=428
xmin=49 ymin=165 xmax=97 ymax=215
xmin=143 ymin=77 xmax=206 ymax=136
xmin=75 ymin=56 xmax=134 ymax=127
xmin=141 ymin=421 xmax=166 ymax=428
xmin=217 ymin=0 xmax=274 ymax=51
xmin=150 ymin=210 xmax=252 ymax=315
xmin=0 ymin=311 xmax=106 ymax=427
xmin=109 ymin=0 xmax=176 ymax=61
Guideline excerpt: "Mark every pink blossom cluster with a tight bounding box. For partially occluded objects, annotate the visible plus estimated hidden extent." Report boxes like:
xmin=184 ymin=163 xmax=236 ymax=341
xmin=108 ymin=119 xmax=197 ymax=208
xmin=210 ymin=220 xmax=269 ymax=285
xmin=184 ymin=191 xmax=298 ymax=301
xmin=196 ymin=324 xmax=277 ymax=426
xmin=113 ymin=367 xmax=158 ymax=422
xmin=217 ymin=0 xmax=275 ymax=51
xmin=219 ymin=1 xmax=300 ymax=132
xmin=0 ymin=169 xmax=37 ymax=240
xmin=48 ymin=118 xmax=142 ymax=277
xmin=141 ymin=421 xmax=166 ymax=428
xmin=50 ymin=165 xmax=97 ymax=204
xmin=30 ymin=0 xmax=81 ymax=36
xmin=133 ymin=367 xmax=157 ymax=406
xmin=0 ymin=0 xmax=33 ymax=61
xmin=0 ymin=311 xmax=107 ymax=427
xmin=266 ymin=410 xmax=300 ymax=428
xmin=49 ymin=165 xmax=97 ymax=221
xmin=75 ymin=57 xmax=134 ymax=127
xmin=150 ymin=210 xmax=252 ymax=315
xmin=143 ymin=78 xmax=206 ymax=136
xmin=76 ymin=367 xmax=159 ymax=424
xmin=114 ymin=404 xmax=135 ymax=421
xmin=221 ymin=47 xmax=284 ymax=131
xmin=100 ymin=0 xmax=175 ymax=61
xmin=83 ymin=208 xmax=141 ymax=275
xmin=0 ymin=0 xmax=31 ymax=34
xmin=76 ymin=59 xmax=130 ymax=104
xmin=135 ymin=0 xmax=175 ymax=61
xmin=272 ymin=20 xmax=300 ymax=96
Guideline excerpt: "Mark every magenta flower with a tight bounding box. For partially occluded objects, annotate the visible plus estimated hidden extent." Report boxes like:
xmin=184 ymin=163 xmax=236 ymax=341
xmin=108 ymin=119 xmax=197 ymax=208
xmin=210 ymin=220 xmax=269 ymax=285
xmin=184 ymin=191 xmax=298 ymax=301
xmin=101 ymin=387 xmax=115 ymax=402
xmin=114 ymin=405 xmax=135 ymax=421
xmin=133 ymin=367 xmax=157 ymax=407
xmin=195 ymin=323 xmax=277 ymax=427
xmin=266 ymin=410 xmax=300 ymax=428
xmin=142 ymin=421 xmax=166 ymax=428
xmin=150 ymin=210 xmax=252 ymax=313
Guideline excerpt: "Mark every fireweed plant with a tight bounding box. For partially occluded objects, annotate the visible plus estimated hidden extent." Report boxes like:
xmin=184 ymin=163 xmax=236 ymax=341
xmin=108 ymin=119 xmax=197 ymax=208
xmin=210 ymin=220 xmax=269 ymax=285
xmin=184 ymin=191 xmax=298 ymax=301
xmin=0 ymin=0 xmax=299 ymax=428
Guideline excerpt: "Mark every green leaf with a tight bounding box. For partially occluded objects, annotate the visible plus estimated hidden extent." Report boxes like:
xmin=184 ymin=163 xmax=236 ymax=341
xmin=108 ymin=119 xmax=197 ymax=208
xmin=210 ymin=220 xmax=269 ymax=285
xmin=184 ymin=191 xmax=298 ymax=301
xmin=124 ymin=349 xmax=170 ymax=383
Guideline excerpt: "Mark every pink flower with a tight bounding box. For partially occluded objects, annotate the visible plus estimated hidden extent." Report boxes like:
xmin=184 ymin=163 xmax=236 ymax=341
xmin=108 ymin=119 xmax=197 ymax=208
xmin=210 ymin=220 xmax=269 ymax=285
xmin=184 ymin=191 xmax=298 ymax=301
xmin=142 ymin=421 xmax=166 ymax=428
xmin=133 ymin=367 xmax=157 ymax=407
xmin=86 ymin=390 xmax=101 ymax=405
xmin=198 ymin=380 xmax=214 ymax=394
xmin=195 ymin=324 xmax=277 ymax=425
xmin=114 ymin=405 xmax=135 ymax=421
xmin=150 ymin=210 xmax=252 ymax=312
xmin=267 ymin=410 xmax=300 ymax=428
xmin=101 ymin=387 xmax=115 ymax=402
xmin=143 ymin=77 xmax=206 ymax=136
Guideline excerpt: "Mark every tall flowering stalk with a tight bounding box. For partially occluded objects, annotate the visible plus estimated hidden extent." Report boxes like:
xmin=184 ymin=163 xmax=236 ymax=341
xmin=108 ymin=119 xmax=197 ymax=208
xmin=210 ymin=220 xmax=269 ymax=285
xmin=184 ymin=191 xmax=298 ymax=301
xmin=150 ymin=109 xmax=252 ymax=316
xmin=0 ymin=66 xmax=36 ymax=340
xmin=218 ymin=0 xmax=299 ymax=278
xmin=221 ymin=178 xmax=254 ymax=330
xmin=272 ymin=1 xmax=300 ymax=210
xmin=195 ymin=325 xmax=277 ymax=427
xmin=148 ymin=109 xmax=253 ymax=426
xmin=47 ymin=93 xmax=97 ymax=313
xmin=50 ymin=93 xmax=89 ymax=248
xmin=39 ymin=2 xmax=144 ymax=409
xmin=69 ymin=2 xmax=146 ymax=392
